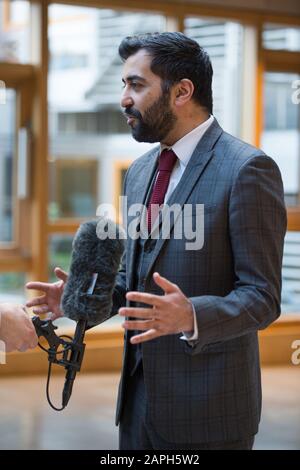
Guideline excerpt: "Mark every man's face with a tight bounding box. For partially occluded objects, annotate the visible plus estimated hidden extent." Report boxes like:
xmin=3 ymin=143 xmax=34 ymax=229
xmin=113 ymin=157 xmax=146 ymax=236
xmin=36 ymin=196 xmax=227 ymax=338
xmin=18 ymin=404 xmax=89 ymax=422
xmin=121 ymin=49 xmax=177 ymax=143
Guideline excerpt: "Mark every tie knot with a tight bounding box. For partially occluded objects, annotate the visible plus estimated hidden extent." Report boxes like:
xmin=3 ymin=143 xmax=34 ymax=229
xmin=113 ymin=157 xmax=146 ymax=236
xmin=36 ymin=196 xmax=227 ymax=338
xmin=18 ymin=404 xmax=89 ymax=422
xmin=158 ymin=149 xmax=177 ymax=172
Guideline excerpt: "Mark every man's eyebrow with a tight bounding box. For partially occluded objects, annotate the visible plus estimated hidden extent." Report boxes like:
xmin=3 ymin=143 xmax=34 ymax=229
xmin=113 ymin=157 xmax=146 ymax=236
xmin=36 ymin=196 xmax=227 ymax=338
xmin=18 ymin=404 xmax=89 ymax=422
xmin=122 ymin=75 xmax=147 ymax=84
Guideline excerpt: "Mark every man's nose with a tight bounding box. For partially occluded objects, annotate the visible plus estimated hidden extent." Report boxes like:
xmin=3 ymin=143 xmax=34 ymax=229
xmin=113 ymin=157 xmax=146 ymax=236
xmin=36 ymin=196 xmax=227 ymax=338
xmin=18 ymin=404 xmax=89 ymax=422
xmin=121 ymin=90 xmax=133 ymax=109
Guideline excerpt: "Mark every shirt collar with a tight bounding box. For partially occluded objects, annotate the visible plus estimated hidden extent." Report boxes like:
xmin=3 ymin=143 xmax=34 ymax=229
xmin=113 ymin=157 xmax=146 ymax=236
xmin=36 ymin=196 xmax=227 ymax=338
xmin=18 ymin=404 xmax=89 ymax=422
xmin=160 ymin=115 xmax=214 ymax=167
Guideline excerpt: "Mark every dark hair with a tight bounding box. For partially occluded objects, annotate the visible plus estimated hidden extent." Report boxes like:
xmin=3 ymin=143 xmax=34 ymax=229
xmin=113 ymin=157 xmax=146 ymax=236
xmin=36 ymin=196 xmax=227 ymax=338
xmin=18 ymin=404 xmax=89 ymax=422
xmin=119 ymin=32 xmax=213 ymax=113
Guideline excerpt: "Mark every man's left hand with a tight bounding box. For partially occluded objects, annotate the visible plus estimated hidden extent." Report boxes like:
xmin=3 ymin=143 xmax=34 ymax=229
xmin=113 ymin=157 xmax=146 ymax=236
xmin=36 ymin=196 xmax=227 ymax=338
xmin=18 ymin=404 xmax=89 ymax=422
xmin=119 ymin=272 xmax=194 ymax=344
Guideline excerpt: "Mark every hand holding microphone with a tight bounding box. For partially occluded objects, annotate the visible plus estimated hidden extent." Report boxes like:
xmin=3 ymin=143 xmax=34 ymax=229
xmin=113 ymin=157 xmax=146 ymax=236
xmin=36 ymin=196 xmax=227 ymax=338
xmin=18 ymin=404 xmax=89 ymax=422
xmin=0 ymin=303 xmax=38 ymax=353
xmin=26 ymin=217 xmax=125 ymax=410
xmin=26 ymin=218 xmax=125 ymax=326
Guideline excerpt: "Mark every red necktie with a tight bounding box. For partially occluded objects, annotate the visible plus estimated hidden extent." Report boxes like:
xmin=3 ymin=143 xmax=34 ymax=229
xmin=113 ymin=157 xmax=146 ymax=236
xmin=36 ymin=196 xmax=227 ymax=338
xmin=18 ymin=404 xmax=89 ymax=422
xmin=147 ymin=149 xmax=177 ymax=232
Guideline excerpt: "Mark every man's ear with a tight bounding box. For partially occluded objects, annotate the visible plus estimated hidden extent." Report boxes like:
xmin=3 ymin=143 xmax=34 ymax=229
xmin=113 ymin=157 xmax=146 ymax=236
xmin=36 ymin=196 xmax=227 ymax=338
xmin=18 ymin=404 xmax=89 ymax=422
xmin=174 ymin=79 xmax=194 ymax=106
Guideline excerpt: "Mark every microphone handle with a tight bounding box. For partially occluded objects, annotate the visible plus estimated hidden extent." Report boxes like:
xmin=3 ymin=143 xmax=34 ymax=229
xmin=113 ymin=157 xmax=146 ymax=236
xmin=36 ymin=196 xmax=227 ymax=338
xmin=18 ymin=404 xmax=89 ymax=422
xmin=62 ymin=318 xmax=87 ymax=408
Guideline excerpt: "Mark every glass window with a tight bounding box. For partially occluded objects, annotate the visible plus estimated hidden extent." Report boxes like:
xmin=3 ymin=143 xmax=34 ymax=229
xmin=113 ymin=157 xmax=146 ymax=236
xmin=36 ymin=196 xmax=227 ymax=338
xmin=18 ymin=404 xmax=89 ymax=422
xmin=263 ymin=24 xmax=300 ymax=52
xmin=0 ymin=272 xmax=26 ymax=303
xmin=48 ymin=234 xmax=73 ymax=281
xmin=48 ymin=158 xmax=99 ymax=220
xmin=261 ymin=72 xmax=300 ymax=206
xmin=50 ymin=53 xmax=89 ymax=71
xmin=48 ymin=4 xmax=166 ymax=221
xmin=0 ymin=88 xmax=16 ymax=244
xmin=185 ymin=17 xmax=244 ymax=137
xmin=0 ymin=0 xmax=31 ymax=63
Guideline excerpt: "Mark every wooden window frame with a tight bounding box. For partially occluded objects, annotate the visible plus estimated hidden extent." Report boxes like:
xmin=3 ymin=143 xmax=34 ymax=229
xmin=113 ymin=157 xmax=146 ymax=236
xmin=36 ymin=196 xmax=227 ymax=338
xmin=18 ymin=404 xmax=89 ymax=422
xmin=0 ymin=63 xmax=35 ymax=272
xmin=2 ymin=0 xmax=30 ymax=32
xmin=0 ymin=1 xmax=49 ymax=282
xmin=0 ymin=0 xmax=299 ymax=305
xmin=113 ymin=160 xmax=132 ymax=224
xmin=45 ymin=2 xmax=300 ymax=279
xmin=258 ymin=45 xmax=300 ymax=230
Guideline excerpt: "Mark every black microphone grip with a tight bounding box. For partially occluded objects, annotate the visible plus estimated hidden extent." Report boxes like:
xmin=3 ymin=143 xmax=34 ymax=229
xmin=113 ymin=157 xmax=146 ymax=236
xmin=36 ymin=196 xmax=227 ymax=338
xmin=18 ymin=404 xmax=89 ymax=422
xmin=62 ymin=318 xmax=87 ymax=408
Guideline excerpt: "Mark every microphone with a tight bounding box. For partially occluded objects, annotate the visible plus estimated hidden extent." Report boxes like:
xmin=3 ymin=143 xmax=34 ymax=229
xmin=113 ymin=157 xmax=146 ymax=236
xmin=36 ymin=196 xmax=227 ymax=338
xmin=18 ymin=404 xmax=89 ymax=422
xmin=61 ymin=217 xmax=125 ymax=326
xmin=33 ymin=217 xmax=125 ymax=410
xmin=60 ymin=217 xmax=125 ymax=407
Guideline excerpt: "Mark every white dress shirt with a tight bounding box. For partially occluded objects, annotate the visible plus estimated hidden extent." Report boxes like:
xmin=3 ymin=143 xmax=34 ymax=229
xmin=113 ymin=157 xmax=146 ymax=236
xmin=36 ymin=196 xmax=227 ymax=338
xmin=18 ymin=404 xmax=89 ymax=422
xmin=162 ymin=114 xmax=214 ymax=203
xmin=160 ymin=114 xmax=214 ymax=342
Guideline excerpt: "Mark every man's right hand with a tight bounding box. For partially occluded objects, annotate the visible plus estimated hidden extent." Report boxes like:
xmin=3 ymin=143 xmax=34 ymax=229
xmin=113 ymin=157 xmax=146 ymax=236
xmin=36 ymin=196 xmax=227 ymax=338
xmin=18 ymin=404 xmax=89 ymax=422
xmin=26 ymin=267 xmax=68 ymax=321
xmin=0 ymin=304 xmax=38 ymax=352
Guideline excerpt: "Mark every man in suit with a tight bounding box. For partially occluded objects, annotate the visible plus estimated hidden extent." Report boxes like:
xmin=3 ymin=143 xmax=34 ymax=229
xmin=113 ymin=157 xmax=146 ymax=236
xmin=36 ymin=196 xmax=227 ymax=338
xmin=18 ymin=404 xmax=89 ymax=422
xmin=27 ymin=32 xmax=286 ymax=450
xmin=0 ymin=303 xmax=38 ymax=352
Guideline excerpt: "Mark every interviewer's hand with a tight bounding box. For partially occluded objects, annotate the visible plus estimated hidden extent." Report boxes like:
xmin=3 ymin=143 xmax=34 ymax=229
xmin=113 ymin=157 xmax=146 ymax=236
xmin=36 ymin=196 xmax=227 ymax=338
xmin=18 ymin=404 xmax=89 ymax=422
xmin=26 ymin=267 xmax=68 ymax=321
xmin=0 ymin=304 xmax=38 ymax=352
xmin=119 ymin=272 xmax=194 ymax=344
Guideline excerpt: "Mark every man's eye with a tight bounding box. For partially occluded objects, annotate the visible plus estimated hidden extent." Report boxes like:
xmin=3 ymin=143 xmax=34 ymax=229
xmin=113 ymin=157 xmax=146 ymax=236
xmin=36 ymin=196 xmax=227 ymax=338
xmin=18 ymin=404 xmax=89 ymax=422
xmin=121 ymin=83 xmax=141 ymax=90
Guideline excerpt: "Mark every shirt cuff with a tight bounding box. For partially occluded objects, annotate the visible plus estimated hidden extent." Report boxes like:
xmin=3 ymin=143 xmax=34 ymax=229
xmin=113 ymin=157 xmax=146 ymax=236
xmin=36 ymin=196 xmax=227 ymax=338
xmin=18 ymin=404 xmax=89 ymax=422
xmin=180 ymin=303 xmax=199 ymax=342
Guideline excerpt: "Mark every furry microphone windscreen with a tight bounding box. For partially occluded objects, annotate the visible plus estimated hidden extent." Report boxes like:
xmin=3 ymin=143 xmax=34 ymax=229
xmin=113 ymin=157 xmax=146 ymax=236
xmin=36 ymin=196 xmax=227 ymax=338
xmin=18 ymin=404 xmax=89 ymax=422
xmin=61 ymin=218 xmax=125 ymax=327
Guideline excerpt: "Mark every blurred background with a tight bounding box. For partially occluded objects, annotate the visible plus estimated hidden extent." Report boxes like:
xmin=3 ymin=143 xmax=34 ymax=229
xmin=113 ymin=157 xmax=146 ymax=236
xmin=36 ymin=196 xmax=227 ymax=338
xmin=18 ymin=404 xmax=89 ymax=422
xmin=0 ymin=0 xmax=299 ymax=450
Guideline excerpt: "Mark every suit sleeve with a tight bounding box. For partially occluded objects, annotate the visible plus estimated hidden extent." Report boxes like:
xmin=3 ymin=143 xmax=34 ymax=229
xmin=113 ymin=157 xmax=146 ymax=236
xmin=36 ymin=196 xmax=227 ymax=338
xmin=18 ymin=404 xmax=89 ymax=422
xmin=187 ymin=154 xmax=287 ymax=354
xmin=110 ymin=170 xmax=129 ymax=316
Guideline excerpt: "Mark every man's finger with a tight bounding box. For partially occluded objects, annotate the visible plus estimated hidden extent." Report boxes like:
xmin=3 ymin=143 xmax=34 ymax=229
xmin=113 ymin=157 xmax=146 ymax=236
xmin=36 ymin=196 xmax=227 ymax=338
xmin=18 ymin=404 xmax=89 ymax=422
xmin=125 ymin=291 xmax=163 ymax=307
xmin=26 ymin=282 xmax=50 ymax=292
xmin=119 ymin=307 xmax=154 ymax=318
xmin=33 ymin=305 xmax=50 ymax=315
xmin=54 ymin=267 xmax=68 ymax=283
xmin=122 ymin=319 xmax=155 ymax=331
xmin=130 ymin=329 xmax=160 ymax=344
xmin=153 ymin=272 xmax=178 ymax=294
xmin=26 ymin=295 xmax=47 ymax=308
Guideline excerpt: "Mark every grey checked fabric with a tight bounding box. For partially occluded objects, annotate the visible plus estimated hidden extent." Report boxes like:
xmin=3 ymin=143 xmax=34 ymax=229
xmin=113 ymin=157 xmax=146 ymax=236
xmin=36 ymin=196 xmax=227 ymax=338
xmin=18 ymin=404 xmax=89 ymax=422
xmin=111 ymin=118 xmax=287 ymax=444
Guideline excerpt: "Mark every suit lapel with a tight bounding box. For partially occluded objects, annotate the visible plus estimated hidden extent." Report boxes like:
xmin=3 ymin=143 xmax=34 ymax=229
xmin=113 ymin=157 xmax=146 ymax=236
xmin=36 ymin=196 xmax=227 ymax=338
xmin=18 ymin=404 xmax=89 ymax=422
xmin=144 ymin=150 xmax=213 ymax=280
xmin=144 ymin=118 xmax=223 ymax=281
xmin=126 ymin=147 xmax=159 ymax=289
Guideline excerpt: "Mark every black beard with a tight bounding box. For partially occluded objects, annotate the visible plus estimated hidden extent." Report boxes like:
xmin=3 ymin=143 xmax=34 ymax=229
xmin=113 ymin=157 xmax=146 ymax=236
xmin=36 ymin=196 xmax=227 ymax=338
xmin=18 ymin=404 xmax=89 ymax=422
xmin=126 ymin=91 xmax=177 ymax=143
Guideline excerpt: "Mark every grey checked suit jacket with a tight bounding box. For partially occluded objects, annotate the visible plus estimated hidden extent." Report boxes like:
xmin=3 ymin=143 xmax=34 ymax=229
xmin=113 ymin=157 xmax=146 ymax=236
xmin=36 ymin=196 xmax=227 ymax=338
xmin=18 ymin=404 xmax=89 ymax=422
xmin=112 ymin=118 xmax=287 ymax=444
